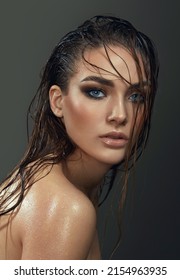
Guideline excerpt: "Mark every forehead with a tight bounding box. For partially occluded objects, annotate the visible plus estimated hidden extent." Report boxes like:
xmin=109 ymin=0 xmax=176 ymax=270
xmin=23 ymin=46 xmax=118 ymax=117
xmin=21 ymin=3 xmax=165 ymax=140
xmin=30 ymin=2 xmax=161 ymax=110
xmin=78 ymin=45 xmax=145 ymax=84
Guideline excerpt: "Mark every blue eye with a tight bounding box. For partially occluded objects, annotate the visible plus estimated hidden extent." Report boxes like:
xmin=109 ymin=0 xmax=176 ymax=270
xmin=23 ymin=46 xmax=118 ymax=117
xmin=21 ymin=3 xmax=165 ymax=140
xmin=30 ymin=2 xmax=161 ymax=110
xmin=129 ymin=93 xmax=145 ymax=103
xmin=84 ymin=88 xmax=105 ymax=99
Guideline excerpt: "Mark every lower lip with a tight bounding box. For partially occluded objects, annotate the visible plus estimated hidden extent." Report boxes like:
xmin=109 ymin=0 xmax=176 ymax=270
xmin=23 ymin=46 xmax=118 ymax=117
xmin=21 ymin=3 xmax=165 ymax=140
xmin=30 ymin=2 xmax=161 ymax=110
xmin=100 ymin=137 xmax=128 ymax=148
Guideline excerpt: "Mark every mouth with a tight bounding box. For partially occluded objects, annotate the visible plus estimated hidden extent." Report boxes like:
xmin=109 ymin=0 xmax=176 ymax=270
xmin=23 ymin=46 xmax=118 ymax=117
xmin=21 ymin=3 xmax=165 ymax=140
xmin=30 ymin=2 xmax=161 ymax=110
xmin=100 ymin=131 xmax=129 ymax=148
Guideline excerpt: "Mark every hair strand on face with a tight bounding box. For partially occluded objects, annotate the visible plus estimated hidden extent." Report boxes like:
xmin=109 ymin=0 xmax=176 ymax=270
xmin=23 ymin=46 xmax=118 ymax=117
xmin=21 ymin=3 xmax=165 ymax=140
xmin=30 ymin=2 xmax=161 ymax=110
xmin=0 ymin=15 xmax=159 ymax=258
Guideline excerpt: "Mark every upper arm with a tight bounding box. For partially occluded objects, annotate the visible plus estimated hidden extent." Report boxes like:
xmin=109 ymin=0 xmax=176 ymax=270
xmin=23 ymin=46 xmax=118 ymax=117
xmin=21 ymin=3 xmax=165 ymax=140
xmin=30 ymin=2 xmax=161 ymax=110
xmin=20 ymin=189 xmax=97 ymax=260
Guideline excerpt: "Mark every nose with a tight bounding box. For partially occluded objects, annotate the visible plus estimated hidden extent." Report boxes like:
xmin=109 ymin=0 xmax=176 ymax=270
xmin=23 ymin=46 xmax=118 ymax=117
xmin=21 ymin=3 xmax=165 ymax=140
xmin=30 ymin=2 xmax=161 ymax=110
xmin=107 ymin=97 xmax=128 ymax=126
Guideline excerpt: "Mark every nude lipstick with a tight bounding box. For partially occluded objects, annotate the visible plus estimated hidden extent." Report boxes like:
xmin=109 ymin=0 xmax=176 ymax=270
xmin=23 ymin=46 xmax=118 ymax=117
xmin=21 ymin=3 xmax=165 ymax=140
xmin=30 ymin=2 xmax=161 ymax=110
xmin=100 ymin=131 xmax=128 ymax=148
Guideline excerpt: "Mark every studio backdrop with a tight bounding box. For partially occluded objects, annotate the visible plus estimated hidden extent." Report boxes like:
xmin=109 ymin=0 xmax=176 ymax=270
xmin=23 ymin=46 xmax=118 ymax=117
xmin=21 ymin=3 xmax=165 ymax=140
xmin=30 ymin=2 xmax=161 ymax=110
xmin=0 ymin=0 xmax=179 ymax=259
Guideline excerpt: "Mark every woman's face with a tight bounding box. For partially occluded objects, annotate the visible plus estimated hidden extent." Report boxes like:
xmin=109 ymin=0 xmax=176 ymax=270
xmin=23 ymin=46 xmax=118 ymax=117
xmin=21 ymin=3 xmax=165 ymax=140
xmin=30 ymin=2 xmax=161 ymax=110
xmin=56 ymin=45 xmax=146 ymax=167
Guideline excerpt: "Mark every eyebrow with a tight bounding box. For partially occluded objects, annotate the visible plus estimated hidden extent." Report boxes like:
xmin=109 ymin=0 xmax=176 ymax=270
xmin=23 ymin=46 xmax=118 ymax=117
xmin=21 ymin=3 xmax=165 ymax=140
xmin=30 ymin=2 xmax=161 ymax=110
xmin=130 ymin=81 xmax=149 ymax=88
xmin=80 ymin=75 xmax=149 ymax=89
xmin=80 ymin=76 xmax=114 ymax=87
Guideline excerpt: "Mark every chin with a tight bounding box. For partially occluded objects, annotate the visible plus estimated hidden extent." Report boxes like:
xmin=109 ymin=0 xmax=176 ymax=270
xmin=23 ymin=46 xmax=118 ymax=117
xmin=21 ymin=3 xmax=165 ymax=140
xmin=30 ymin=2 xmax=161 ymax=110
xmin=78 ymin=148 xmax=126 ymax=167
xmin=98 ymin=154 xmax=126 ymax=167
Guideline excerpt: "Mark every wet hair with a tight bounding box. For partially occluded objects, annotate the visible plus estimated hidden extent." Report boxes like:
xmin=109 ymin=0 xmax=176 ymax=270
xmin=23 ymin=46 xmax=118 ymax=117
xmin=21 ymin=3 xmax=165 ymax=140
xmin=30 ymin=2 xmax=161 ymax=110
xmin=0 ymin=15 xmax=159 ymax=254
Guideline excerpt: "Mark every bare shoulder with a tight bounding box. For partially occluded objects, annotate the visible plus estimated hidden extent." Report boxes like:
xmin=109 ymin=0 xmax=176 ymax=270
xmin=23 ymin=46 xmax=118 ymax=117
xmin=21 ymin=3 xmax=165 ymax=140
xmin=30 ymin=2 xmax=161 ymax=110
xmin=16 ymin=164 xmax=97 ymax=259
xmin=20 ymin=163 xmax=96 ymax=220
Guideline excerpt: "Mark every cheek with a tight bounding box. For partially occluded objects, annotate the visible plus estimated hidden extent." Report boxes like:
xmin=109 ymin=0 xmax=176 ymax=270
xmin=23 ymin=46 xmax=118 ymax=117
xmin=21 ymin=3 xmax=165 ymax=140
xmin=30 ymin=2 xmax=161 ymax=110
xmin=62 ymin=97 xmax=100 ymax=131
xmin=132 ymin=105 xmax=144 ymax=125
xmin=129 ymin=106 xmax=145 ymax=139
xmin=135 ymin=115 xmax=147 ymax=149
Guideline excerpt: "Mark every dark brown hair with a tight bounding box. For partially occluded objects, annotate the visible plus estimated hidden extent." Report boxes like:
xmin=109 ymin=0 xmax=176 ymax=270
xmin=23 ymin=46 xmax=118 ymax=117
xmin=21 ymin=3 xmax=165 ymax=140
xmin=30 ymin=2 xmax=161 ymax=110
xmin=0 ymin=15 xmax=159 ymax=247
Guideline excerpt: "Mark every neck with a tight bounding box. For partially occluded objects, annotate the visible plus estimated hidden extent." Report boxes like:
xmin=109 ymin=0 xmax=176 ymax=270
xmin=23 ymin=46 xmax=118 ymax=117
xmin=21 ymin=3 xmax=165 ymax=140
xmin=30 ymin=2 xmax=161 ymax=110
xmin=61 ymin=149 xmax=111 ymax=200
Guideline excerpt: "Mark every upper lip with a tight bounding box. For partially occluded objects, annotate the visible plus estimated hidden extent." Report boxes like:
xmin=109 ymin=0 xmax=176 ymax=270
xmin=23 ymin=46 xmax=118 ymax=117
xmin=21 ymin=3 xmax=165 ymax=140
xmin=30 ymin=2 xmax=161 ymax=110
xmin=100 ymin=131 xmax=129 ymax=140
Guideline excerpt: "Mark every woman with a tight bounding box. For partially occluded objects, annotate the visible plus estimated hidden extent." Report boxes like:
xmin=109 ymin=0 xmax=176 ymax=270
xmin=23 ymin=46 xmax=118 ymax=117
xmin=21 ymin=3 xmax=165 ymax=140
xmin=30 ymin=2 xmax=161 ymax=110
xmin=0 ymin=15 xmax=159 ymax=259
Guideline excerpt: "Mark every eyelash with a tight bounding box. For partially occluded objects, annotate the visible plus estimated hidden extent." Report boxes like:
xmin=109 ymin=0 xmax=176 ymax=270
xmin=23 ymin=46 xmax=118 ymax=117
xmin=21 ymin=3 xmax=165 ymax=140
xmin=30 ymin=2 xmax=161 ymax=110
xmin=128 ymin=92 xmax=145 ymax=104
xmin=83 ymin=88 xmax=106 ymax=99
xmin=83 ymin=87 xmax=146 ymax=103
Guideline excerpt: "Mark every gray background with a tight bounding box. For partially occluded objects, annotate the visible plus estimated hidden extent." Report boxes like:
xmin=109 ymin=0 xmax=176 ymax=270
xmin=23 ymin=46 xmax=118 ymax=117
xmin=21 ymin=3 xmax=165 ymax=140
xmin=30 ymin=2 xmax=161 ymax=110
xmin=0 ymin=0 xmax=179 ymax=259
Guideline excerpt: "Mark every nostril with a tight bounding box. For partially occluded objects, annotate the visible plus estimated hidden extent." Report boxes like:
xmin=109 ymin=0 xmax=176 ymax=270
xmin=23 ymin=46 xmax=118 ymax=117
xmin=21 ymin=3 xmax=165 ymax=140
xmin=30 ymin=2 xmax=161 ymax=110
xmin=107 ymin=114 xmax=128 ymax=126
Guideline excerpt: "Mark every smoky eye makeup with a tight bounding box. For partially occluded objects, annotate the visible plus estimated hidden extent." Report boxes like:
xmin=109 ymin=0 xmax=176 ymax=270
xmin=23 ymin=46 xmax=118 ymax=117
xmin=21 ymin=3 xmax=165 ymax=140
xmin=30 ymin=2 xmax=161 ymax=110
xmin=80 ymin=85 xmax=107 ymax=100
xmin=128 ymin=84 xmax=148 ymax=104
xmin=128 ymin=92 xmax=146 ymax=103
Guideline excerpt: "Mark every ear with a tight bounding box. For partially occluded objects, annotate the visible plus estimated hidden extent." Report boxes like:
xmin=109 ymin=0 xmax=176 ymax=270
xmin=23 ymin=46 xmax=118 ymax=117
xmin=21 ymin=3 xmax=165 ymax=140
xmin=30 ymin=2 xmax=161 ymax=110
xmin=49 ymin=85 xmax=64 ymax=117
